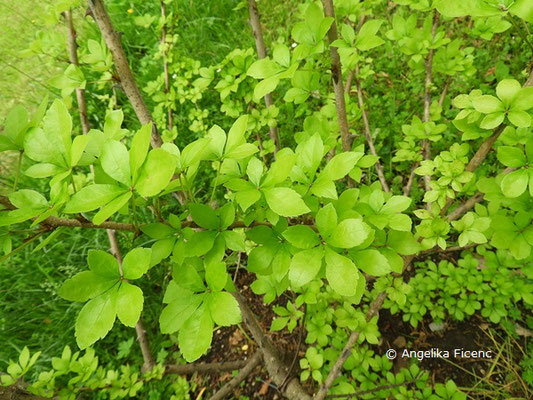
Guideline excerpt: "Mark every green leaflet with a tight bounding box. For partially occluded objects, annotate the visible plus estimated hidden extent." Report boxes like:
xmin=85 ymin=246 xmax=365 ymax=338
xmin=353 ymin=249 xmax=391 ymax=276
xmin=101 ymin=140 xmax=131 ymax=186
xmin=58 ymin=271 xmax=117 ymax=302
xmin=63 ymin=184 xmax=127 ymax=213
xmin=75 ymin=287 xmax=118 ymax=349
xmin=500 ymin=170 xmax=529 ymax=198
xmin=122 ymin=248 xmax=151 ymax=279
xmin=327 ymin=219 xmax=370 ymax=249
xmin=324 ymin=247 xmax=359 ymax=297
xmin=160 ymin=290 xmax=204 ymax=334
xmin=135 ymin=148 xmax=175 ymax=196
xmin=264 ymin=187 xmax=310 ymax=217
xmin=87 ymin=249 xmax=120 ymax=279
xmin=206 ymin=291 xmax=241 ymax=326
xmin=116 ymin=282 xmax=144 ymax=327
xmin=129 ymin=124 xmax=152 ymax=181
xmin=92 ymin=192 xmax=132 ymax=225
xmin=205 ymin=261 xmax=228 ymax=292
xmin=289 ymin=247 xmax=323 ymax=287
xmin=282 ymin=225 xmax=320 ymax=249
xmin=178 ymin=305 xmax=214 ymax=362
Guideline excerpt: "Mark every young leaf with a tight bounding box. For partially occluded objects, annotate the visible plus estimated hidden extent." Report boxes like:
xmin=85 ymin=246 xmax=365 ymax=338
xmin=58 ymin=271 xmax=117 ymax=302
xmin=225 ymin=115 xmax=248 ymax=154
xmin=130 ymin=124 xmax=152 ymax=181
xmin=135 ymin=149 xmax=175 ymax=197
xmin=116 ymin=282 xmax=144 ymax=327
xmin=42 ymin=100 xmax=72 ymax=162
xmin=160 ymin=291 xmax=204 ymax=334
xmin=189 ymin=204 xmax=218 ymax=230
xmin=497 ymin=146 xmax=526 ymax=168
xmin=353 ymin=249 xmax=391 ymax=276
xmin=205 ymin=261 xmax=228 ymax=292
xmin=75 ymin=288 xmax=118 ymax=349
xmin=289 ymin=247 xmax=323 ymax=287
xmin=328 ymin=219 xmax=370 ymax=248
xmin=207 ymin=291 xmax=241 ymax=326
xmin=324 ymin=247 xmax=358 ymax=297
xmin=178 ymin=305 xmax=213 ymax=362
xmin=122 ymin=248 xmax=151 ymax=279
xmin=92 ymin=191 xmax=132 ymax=225
xmin=500 ymin=169 xmax=529 ymax=198
xmin=88 ymin=249 xmax=120 ymax=279
xmin=100 ymin=140 xmax=131 ymax=186
xmin=282 ymin=226 xmax=320 ymax=249
xmin=316 ymin=203 xmax=337 ymax=238
xmin=63 ymin=184 xmax=127 ymax=213
xmin=264 ymin=187 xmax=310 ymax=217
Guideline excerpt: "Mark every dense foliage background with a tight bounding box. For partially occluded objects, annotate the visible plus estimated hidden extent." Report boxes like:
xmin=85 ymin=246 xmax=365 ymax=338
xmin=0 ymin=0 xmax=532 ymax=399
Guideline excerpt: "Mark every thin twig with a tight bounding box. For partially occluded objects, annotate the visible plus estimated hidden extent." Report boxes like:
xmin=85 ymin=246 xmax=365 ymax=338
xmin=321 ymin=0 xmax=351 ymax=152
xmin=233 ymin=292 xmax=313 ymax=400
xmin=160 ymin=1 xmax=173 ymax=132
xmin=208 ymin=353 xmax=262 ymax=400
xmin=165 ymin=359 xmax=252 ymax=376
xmin=403 ymin=162 xmax=419 ymax=196
xmin=421 ymin=12 xmax=439 ymax=209
xmin=314 ymin=292 xmax=387 ymax=400
xmin=248 ymin=0 xmax=280 ymax=152
xmin=354 ymin=65 xmax=389 ymax=192
xmin=87 ymin=0 xmax=162 ymax=148
xmin=64 ymin=10 xmax=91 ymax=135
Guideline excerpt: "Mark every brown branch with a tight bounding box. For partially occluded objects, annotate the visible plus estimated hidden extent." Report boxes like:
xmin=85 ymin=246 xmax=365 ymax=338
xmin=208 ymin=353 xmax=262 ymax=400
xmin=438 ymin=79 xmax=451 ymax=107
xmin=0 ymin=383 xmax=48 ymax=400
xmin=233 ymin=293 xmax=313 ymax=400
xmin=354 ymin=65 xmax=389 ymax=192
xmin=64 ymin=10 xmax=90 ymax=135
xmin=87 ymin=0 xmax=162 ymax=148
xmin=321 ymin=0 xmax=351 ymax=152
xmin=42 ymin=216 xmax=136 ymax=231
xmin=314 ymin=292 xmax=387 ymax=400
xmin=160 ymin=1 xmax=173 ymax=132
xmin=419 ymin=243 xmax=476 ymax=256
xmin=446 ymin=192 xmax=484 ymax=221
xmin=421 ymin=13 xmax=439 ymax=209
xmin=403 ymin=162 xmax=419 ymax=196
xmin=248 ymin=0 xmax=280 ymax=152
xmin=165 ymin=359 xmax=250 ymax=375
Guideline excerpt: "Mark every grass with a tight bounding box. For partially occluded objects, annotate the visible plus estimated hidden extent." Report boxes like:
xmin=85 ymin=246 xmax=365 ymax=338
xmin=0 ymin=0 xmax=65 ymax=120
